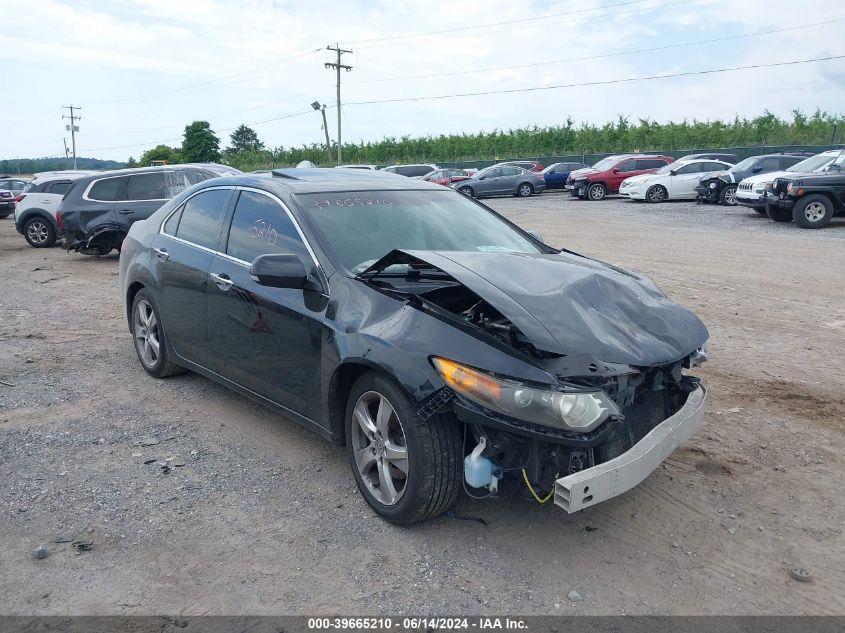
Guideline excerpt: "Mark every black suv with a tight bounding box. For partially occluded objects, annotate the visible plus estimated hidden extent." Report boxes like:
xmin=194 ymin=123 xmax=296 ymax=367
xmin=695 ymin=153 xmax=812 ymax=206
xmin=765 ymin=155 xmax=845 ymax=228
xmin=59 ymin=165 xmax=219 ymax=255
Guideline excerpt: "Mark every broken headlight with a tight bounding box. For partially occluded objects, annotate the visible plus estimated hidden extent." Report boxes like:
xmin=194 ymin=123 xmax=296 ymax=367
xmin=432 ymin=357 xmax=619 ymax=432
xmin=689 ymin=340 xmax=709 ymax=367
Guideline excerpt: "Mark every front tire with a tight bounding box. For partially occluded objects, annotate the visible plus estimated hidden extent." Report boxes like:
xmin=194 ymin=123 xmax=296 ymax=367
xmin=793 ymin=194 xmax=833 ymax=229
xmin=24 ymin=216 xmax=57 ymax=248
xmin=766 ymin=204 xmax=792 ymax=223
xmin=516 ymin=183 xmax=533 ymax=197
xmin=131 ymin=289 xmax=185 ymax=378
xmin=587 ymin=183 xmax=607 ymax=201
xmin=345 ymin=372 xmax=462 ymax=525
xmin=645 ymin=185 xmax=667 ymax=203
xmin=458 ymin=186 xmax=474 ymax=198
xmin=720 ymin=184 xmax=738 ymax=206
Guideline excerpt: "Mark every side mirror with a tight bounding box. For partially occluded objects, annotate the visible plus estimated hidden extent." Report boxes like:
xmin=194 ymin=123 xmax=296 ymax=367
xmin=250 ymin=253 xmax=313 ymax=290
xmin=669 ymin=169 xmax=677 ymax=176
xmin=527 ymin=230 xmax=545 ymax=244
xmin=478 ymin=175 xmax=486 ymax=180
xmin=752 ymin=165 xmax=762 ymax=173
xmin=612 ymin=168 xmax=620 ymax=174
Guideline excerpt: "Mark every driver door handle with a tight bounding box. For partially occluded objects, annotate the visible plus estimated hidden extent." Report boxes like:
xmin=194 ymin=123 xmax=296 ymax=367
xmin=210 ymin=272 xmax=233 ymax=292
xmin=153 ymin=247 xmax=169 ymax=261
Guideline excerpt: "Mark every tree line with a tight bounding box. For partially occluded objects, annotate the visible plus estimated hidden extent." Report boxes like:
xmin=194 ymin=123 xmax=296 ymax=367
xmin=211 ymin=109 xmax=845 ymax=170
xmin=5 ymin=109 xmax=842 ymax=175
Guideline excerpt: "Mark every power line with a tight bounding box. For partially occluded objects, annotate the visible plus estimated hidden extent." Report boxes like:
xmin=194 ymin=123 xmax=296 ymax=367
xmin=348 ymin=17 xmax=845 ymax=86
xmin=353 ymin=0 xmax=700 ymax=51
xmin=80 ymin=48 xmax=322 ymax=106
xmin=325 ymin=44 xmax=353 ymax=165
xmin=347 ymin=0 xmax=654 ymax=46
xmin=80 ymin=109 xmax=314 ymax=153
xmin=343 ymin=55 xmax=845 ymax=106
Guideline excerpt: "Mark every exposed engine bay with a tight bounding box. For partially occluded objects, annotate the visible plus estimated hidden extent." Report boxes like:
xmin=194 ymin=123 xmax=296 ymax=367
xmin=361 ymin=249 xmax=707 ymax=502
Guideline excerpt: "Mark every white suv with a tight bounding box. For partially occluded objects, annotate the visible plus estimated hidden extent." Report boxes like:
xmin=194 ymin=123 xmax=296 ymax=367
xmin=14 ymin=172 xmax=94 ymax=247
xmin=736 ymin=150 xmax=843 ymax=214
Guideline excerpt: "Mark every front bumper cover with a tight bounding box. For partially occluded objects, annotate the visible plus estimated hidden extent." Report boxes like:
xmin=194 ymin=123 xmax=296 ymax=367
xmin=554 ymin=385 xmax=706 ymax=513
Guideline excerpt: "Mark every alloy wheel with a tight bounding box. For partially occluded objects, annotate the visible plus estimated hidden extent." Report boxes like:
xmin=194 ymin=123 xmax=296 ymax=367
xmin=724 ymin=187 xmax=737 ymax=205
xmin=133 ymin=299 xmax=161 ymax=368
xmin=518 ymin=184 xmax=532 ymax=197
xmin=350 ymin=390 xmax=409 ymax=506
xmin=804 ymin=201 xmax=826 ymax=223
xmin=26 ymin=220 xmax=49 ymax=244
xmin=647 ymin=186 xmax=666 ymax=203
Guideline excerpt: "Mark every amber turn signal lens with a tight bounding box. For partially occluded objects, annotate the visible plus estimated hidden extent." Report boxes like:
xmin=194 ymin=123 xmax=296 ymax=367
xmin=432 ymin=357 xmax=501 ymax=401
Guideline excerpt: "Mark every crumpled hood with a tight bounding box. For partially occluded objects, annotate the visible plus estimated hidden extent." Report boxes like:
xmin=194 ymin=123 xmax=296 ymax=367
xmin=400 ymin=250 xmax=709 ymax=367
xmin=569 ymin=168 xmax=598 ymax=180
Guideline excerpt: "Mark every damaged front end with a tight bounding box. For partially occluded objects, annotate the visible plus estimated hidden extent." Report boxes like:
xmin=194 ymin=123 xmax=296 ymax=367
xmin=359 ymin=249 xmax=709 ymax=513
xmin=695 ymin=175 xmax=727 ymax=204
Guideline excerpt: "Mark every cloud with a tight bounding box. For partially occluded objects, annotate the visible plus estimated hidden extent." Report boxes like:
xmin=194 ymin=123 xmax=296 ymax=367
xmin=1 ymin=0 xmax=843 ymax=159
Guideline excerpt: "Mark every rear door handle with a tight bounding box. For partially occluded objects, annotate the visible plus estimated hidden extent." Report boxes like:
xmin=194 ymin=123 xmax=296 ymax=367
xmin=210 ymin=272 xmax=233 ymax=292
xmin=153 ymin=247 xmax=169 ymax=261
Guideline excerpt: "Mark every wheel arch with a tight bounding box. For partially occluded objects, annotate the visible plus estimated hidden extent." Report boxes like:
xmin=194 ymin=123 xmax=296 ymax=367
xmin=126 ymin=281 xmax=146 ymax=331
xmin=327 ymin=360 xmax=389 ymax=446
xmin=18 ymin=208 xmax=57 ymax=229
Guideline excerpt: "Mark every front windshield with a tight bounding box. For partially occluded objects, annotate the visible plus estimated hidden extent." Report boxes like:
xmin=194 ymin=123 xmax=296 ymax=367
xmin=788 ymin=152 xmax=841 ymax=173
xmin=730 ymin=157 xmax=757 ymax=172
xmin=590 ymin=157 xmax=619 ymax=171
xmin=299 ymin=190 xmax=545 ymax=273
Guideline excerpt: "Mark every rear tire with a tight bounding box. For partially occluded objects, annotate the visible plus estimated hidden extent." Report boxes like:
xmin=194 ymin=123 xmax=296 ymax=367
xmin=345 ymin=372 xmax=462 ymax=525
xmin=587 ymin=183 xmax=607 ymax=201
xmin=765 ymin=204 xmax=793 ymax=223
xmin=23 ymin=216 xmax=57 ymax=248
xmin=793 ymin=194 xmax=833 ymax=229
xmin=131 ymin=289 xmax=185 ymax=378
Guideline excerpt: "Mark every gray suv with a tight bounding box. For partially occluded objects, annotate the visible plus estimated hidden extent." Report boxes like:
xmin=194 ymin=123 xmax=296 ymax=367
xmin=59 ymin=165 xmax=219 ymax=255
xmin=450 ymin=165 xmax=545 ymax=199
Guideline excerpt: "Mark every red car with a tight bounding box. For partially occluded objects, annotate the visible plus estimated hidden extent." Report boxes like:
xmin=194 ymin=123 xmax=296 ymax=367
xmin=567 ymin=154 xmax=674 ymax=201
xmin=422 ymin=168 xmax=473 ymax=187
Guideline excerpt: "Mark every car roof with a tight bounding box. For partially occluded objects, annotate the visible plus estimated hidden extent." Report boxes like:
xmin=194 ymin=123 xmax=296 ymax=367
xmin=72 ymin=164 xmax=210 ymax=184
xmin=200 ymin=168 xmax=444 ymax=195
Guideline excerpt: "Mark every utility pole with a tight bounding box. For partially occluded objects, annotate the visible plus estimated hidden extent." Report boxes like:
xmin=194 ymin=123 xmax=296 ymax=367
xmin=311 ymin=101 xmax=334 ymax=164
xmin=324 ymin=43 xmax=352 ymax=165
xmin=62 ymin=105 xmax=81 ymax=169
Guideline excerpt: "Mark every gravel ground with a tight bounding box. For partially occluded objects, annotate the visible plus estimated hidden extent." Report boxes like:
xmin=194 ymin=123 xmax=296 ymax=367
xmin=0 ymin=192 xmax=843 ymax=616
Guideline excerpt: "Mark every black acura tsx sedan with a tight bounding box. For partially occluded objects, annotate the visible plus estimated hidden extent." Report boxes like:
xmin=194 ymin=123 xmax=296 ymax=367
xmin=119 ymin=168 xmax=709 ymax=524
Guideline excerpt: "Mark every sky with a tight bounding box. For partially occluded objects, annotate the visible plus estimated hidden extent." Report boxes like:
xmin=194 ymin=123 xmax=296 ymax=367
xmin=1 ymin=0 xmax=844 ymax=162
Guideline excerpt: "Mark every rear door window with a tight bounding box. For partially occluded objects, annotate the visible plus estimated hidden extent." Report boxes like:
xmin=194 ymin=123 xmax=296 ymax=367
xmin=126 ymin=173 xmax=167 ymax=200
xmin=175 ymin=188 xmax=232 ymax=250
xmin=88 ymin=177 xmax=127 ymax=201
xmin=47 ymin=181 xmax=72 ymax=195
xmin=225 ymin=190 xmax=305 ymax=263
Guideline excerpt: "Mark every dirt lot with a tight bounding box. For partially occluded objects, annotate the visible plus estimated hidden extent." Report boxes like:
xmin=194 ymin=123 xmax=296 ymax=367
xmin=1 ymin=194 xmax=843 ymax=616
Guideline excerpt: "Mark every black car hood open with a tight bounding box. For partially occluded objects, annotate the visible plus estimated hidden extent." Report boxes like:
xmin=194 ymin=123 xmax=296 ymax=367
xmin=362 ymin=249 xmax=708 ymax=367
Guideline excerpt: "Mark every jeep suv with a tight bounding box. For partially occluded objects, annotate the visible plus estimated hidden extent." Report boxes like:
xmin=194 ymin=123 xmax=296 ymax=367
xmin=764 ymin=152 xmax=845 ymax=228
xmin=567 ymin=155 xmax=674 ymax=200
xmin=58 ymin=165 xmax=219 ymax=255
